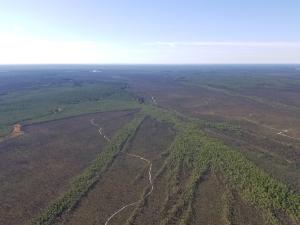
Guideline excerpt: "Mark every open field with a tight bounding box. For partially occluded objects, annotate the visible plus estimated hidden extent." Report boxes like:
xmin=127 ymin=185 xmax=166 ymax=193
xmin=203 ymin=123 xmax=300 ymax=192
xmin=128 ymin=68 xmax=300 ymax=137
xmin=0 ymin=65 xmax=299 ymax=225
xmin=0 ymin=110 xmax=136 ymax=225
xmin=191 ymin=170 xmax=229 ymax=225
xmin=126 ymin=65 xmax=300 ymax=194
xmin=54 ymin=117 xmax=175 ymax=225
xmin=0 ymin=69 xmax=138 ymax=137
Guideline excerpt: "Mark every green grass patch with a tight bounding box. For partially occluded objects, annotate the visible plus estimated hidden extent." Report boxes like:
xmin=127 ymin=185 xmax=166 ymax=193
xmin=0 ymin=82 xmax=139 ymax=137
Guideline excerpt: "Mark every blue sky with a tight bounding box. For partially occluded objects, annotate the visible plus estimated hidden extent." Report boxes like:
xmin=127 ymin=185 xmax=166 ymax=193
xmin=0 ymin=0 xmax=300 ymax=64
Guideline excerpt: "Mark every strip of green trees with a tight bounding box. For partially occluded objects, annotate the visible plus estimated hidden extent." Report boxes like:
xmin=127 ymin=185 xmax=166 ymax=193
xmin=142 ymin=105 xmax=300 ymax=224
xmin=31 ymin=105 xmax=299 ymax=225
xmin=30 ymin=114 xmax=145 ymax=225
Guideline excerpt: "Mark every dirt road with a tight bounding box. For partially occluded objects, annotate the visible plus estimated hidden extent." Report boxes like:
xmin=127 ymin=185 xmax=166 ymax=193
xmin=103 ymin=152 xmax=153 ymax=225
xmin=90 ymin=118 xmax=154 ymax=225
xmin=90 ymin=119 xmax=111 ymax=142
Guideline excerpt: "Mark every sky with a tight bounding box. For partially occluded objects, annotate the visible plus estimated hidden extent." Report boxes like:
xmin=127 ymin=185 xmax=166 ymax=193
xmin=0 ymin=0 xmax=300 ymax=64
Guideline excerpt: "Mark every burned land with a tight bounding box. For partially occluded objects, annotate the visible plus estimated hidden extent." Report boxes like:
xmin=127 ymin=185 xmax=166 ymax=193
xmin=0 ymin=65 xmax=299 ymax=225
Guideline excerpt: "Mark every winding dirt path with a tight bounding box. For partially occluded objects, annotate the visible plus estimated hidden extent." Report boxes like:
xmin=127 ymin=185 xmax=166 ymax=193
xmin=104 ymin=152 xmax=153 ymax=225
xmin=125 ymin=153 xmax=153 ymax=197
xmin=276 ymin=131 xmax=300 ymax=141
xmin=242 ymin=118 xmax=300 ymax=141
xmin=90 ymin=119 xmax=111 ymax=142
xmin=267 ymin=126 xmax=300 ymax=141
xmin=90 ymin=118 xmax=154 ymax=225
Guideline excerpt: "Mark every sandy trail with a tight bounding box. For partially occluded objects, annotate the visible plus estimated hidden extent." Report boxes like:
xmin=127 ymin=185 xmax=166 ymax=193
xmin=126 ymin=153 xmax=153 ymax=197
xmin=90 ymin=119 xmax=111 ymax=142
xmin=0 ymin=124 xmax=23 ymax=143
xmin=276 ymin=131 xmax=300 ymax=141
xmin=267 ymin=126 xmax=300 ymax=141
xmin=103 ymin=152 xmax=153 ymax=225
xmin=242 ymin=118 xmax=300 ymax=141
xmin=90 ymin=118 xmax=154 ymax=225
xmin=151 ymin=96 xmax=157 ymax=105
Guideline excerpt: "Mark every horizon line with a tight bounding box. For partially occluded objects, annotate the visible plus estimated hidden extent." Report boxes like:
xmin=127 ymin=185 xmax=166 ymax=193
xmin=1 ymin=63 xmax=300 ymax=66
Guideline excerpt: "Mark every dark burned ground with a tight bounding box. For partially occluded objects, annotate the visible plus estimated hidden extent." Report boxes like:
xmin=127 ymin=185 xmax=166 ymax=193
xmin=129 ymin=75 xmax=300 ymax=137
xmin=131 ymin=166 xmax=169 ymax=225
xmin=191 ymin=170 xmax=228 ymax=225
xmin=56 ymin=153 xmax=147 ymax=225
xmin=190 ymin=170 xmax=267 ymax=225
xmin=0 ymin=110 xmax=136 ymax=225
xmin=204 ymin=126 xmax=300 ymax=192
xmin=54 ymin=117 xmax=175 ymax=225
xmin=1 ymin=68 xmax=299 ymax=225
xmin=128 ymin=75 xmax=300 ymax=193
xmin=227 ymin=189 xmax=267 ymax=225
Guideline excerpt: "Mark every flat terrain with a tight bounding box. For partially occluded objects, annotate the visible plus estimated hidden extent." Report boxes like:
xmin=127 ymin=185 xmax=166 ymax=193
xmin=191 ymin=170 xmax=228 ymax=225
xmin=0 ymin=65 xmax=299 ymax=225
xmin=0 ymin=110 xmax=136 ymax=225
xmin=127 ymin=66 xmax=300 ymax=193
xmin=54 ymin=117 xmax=175 ymax=225
xmin=129 ymin=71 xmax=300 ymax=137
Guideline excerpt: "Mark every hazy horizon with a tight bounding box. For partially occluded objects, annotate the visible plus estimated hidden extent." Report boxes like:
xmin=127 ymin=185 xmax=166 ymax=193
xmin=1 ymin=0 xmax=300 ymax=64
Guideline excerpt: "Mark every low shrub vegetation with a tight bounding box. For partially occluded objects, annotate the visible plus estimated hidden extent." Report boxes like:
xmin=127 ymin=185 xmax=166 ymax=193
xmin=143 ymin=105 xmax=300 ymax=224
xmin=30 ymin=114 xmax=144 ymax=225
